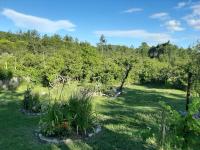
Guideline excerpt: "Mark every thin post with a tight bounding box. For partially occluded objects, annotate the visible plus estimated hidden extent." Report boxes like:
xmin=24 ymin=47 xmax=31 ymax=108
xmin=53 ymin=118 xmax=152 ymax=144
xmin=186 ymin=72 xmax=192 ymax=111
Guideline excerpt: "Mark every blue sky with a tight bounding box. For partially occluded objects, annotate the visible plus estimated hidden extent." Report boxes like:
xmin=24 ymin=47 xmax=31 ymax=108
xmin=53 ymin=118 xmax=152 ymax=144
xmin=0 ymin=0 xmax=200 ymax=48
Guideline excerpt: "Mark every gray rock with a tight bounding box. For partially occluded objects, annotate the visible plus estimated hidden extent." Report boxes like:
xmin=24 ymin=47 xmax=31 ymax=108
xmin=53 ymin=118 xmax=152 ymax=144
xmin=179 ymin=111 xmax=187 ymax=117
xmin=38 ymin=133 xmax=72 ymax=144
xmin=39 ymin=133 xmax=60 ymax=144
xmin=193 ymin=112 xmax=200 ymax=119
xmin=95 ymin=126 xmax=102 ymax=133
xmin=9 ymin=77 xmax=20 ymax=89
xmin=88 ymin=133 xmax=94 ymax=137
xmin=2 ymin=84 xmax=8 ymax=90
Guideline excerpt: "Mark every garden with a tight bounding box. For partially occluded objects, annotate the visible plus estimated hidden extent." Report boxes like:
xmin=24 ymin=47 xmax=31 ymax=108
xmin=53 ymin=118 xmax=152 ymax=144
xmin=0 ymin=31 xmax=200 ymax=150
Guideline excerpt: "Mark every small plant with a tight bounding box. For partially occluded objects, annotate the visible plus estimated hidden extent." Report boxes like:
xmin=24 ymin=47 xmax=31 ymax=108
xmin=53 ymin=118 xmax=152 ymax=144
xmin=22 ymin=87 xmax=41 ymax=113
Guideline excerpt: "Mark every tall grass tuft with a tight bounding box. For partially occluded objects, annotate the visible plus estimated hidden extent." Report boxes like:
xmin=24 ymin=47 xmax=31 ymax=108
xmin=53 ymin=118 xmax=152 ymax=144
xmin=68 ymin=89 xmax=95 ymax=135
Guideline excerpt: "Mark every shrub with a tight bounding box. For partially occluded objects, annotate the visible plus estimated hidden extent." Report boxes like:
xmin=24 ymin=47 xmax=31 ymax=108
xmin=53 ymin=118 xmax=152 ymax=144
xmin=187 ymin=97 xmax=200 ymax=135
xmin=22 ymin=88 xmax=41 ymax=113
xmin=0 ymin=68 xmax=13 ymax=81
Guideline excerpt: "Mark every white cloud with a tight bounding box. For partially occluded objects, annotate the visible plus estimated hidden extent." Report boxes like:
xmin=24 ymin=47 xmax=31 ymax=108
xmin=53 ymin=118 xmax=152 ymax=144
xmin=122 ymin=8 xmax=143 ymax=13
xmin=191 ymin=3 xmax=200 ymax=16
xmin=187 ymin=19 xmax=200 ymax=30
xmin=175 ymin=2 xmax=187 ymax=9
xmin=150 ymin=12 xmax=169 ymax=20
xmin=184 ymin=3 xmax=200 ymax=30
xmin=175 ymin=1 xmax=191 ymax=9
xmin=164 ymin=20 xmax=184 ymax=32
xmin=94 ymin=30 xmax=172 ymax=44
xmin=2 ymin=8 xmax=76 ymax=33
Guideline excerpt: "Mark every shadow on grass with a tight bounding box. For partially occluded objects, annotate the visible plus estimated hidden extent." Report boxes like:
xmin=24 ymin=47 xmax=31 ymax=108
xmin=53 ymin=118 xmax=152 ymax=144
xmin=137 ymin=83 xmax=185 ymax=91
xmin=0 ymin=91 xmax=53 ymax=150
xmin=80 ymin=86 xmax=185 ymax=150
xmin=59 ymin=126 xmax=152 ymax=150
xmin=0 ymin=85 xmax=187 ymax=150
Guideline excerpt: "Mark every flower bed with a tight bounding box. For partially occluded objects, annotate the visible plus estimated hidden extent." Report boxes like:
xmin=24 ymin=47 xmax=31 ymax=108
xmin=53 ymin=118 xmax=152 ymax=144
xmin=38 ymin=89 xmax=100 ymax=142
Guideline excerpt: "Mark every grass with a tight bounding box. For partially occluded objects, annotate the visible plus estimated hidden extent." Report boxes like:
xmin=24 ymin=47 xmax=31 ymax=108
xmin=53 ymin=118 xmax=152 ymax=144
xmin=0 ymin=84 xmax=196 ymax=150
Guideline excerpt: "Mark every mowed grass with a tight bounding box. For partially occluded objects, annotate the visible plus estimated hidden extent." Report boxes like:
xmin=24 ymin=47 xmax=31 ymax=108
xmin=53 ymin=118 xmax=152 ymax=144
xmin=0 ymin=84 xmax=187 ymax=150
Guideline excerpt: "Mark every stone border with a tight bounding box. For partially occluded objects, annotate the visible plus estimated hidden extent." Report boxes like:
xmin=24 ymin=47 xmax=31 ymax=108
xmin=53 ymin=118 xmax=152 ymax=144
xmin=37 ymin=125 xmax=102 ymax=144
xmin=38 ymin=133 xmax=72 ymax=144
xmin=20 ymin=109 xmax=44 ymax=116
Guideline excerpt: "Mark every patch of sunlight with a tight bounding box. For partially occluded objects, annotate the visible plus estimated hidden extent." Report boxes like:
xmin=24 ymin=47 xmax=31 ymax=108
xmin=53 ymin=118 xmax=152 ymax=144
xmin=65 ymin=140 xmax=92 ymax=150
xmin=105 ymin=124 xmax=139 ymax=135
xmin=133 ymin=106 xmax=158 ymax=111
xmin=135 ymin=112 xmax=158 ymax=123
xmin=130 ymin=85 xmax=184 ymax=94
xmin=161 ymin=93 xmax=185 ymax=100
xmin=98 ymin=114 xmax=113 ymax=121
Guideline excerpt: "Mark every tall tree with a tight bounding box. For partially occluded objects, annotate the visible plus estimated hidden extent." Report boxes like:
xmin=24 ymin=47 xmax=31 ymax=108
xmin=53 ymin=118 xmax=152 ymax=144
xmin=97 ymin=34 xmax=107 ymax=55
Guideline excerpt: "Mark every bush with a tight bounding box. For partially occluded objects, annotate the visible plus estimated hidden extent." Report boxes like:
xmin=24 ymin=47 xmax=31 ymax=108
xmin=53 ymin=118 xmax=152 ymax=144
xmin=139 ymin=59 xmax=169 ymax=84
xmin=22 ymin=88 xmax=41 ymax=113
xmin=187 ymin=98 xmax=200 ymax=134
xmin=0 ymin=68 xmax=13 ymax=81
xmin=167 ymin=65 xmax=187 ymax=90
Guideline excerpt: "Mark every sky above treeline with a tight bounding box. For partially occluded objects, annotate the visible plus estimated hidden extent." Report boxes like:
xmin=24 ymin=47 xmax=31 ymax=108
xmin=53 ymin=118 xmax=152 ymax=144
xmin=0 ymin=0 xmax=200 ymax=48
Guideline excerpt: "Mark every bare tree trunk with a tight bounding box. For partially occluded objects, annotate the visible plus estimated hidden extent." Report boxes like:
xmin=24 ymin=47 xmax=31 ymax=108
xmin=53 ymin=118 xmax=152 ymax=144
xmin=161 ymin=109 xmax=166 ymax=149
xmin=183 ymin=71 xmax=192 ymax=149
xmin=42 ymin=52 xmax=46 ymax=68
xmin=186 ymin=72 xmax=192 ymax=111
xmin=118 ymin=64 xmax=132 ymax=93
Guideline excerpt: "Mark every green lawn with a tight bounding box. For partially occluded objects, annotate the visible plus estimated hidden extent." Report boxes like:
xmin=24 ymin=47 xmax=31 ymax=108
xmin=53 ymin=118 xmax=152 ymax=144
xmin=0 ymin=84 xmax=188 ymax=150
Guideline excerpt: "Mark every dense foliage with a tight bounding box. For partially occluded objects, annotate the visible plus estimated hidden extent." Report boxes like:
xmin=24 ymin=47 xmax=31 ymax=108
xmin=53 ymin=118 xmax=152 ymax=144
xmin=0 ymin=30 xmax=200 ymax=149
xmin=0 ymin=30 xmax=198 ymax=91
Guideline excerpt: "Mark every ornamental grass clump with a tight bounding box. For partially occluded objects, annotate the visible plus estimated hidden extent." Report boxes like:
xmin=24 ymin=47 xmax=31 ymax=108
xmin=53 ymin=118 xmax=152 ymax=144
xmin=68 ymin=89 xmax=95 ymax=135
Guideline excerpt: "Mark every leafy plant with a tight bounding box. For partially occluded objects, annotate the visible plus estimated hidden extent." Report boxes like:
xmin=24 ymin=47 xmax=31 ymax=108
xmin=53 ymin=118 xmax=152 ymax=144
xmin=39 ymin=102 xmax=72 ymax=137
xmin=22 ymin=87 xmax=41 ymax=113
